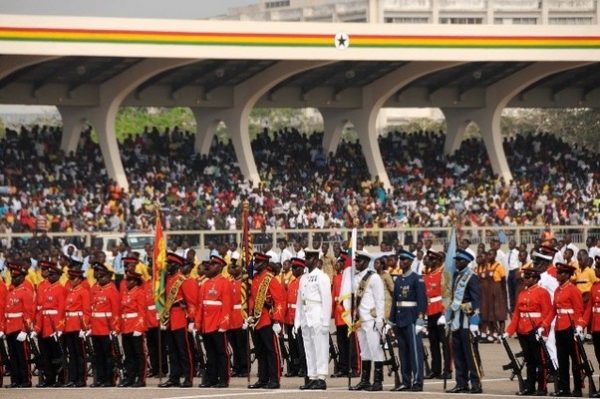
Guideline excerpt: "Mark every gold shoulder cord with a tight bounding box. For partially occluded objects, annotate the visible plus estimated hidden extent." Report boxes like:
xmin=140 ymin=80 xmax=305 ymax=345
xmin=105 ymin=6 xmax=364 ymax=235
xmin=253 ymin=272 xmax=273 ymax=319
xmin=160 ymin=275 xmax=186 ymax=325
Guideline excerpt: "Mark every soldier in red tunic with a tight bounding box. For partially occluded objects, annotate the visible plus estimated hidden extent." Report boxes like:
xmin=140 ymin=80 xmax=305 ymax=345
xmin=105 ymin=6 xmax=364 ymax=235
xmin=119 ymin=270 xmax=147 ymax=387
xmin=423 ymin=250 xmax=452 ymax=380
xmin=504 ymin=266 xmax=553 ymax=395
xmin=63 ymin=268 xmax=91 ymax=387
xmin=285 ymin=257 xmax=305 ymax=377
xmin=34 ymin=262 xmax=67 ymax=387
xmin=158 ymin=253 xmax=197 ymax=388
xmin=4 ymin=262 xmax=34 ymax=388
xmin=247 ymin=252 xmax=286 ymax=389
xmin=195 ymin=255 xmax=233 ymax=388
xmin=584 ymin=259 xmax=600 ymax=390
xmin=90 ymin=262 xmax=121 ymax=387
xmin=227 ymin=256 xmax=248 ymax=378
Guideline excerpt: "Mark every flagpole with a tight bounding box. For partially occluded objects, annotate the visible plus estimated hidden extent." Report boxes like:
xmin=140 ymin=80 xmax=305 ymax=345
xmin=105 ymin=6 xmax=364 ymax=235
xmin=348 ymin=228 xmax=357 ymax=389
xmin=240 ymin=200 xmax=251 ymax=383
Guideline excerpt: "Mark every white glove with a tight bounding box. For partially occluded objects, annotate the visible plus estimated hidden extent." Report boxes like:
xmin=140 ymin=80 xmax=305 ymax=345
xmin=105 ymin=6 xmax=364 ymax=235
xmin=16 ymin=331 xmax=27 ymax=342
xmin=85 ymin=329 xmax=92 ymax=337
xmin=437 ymin=314 xmax=446 ymax=326
xmin=218 ymin=328 xmax=226 ymax=333
xmin=320 ymin=323 xmax=329 ymax=335
xmin=536 ymin=327 xmax=544 ymax=339
xmin=187 ymin=322 xmax=195 ymax=333
xmin=242 ymin=321 xmax=249 ymax=330
xmin=29 ymin=331 xmax=37 ymax=339
xmin=52 ymin=331 xmax=63 ymax=339
xmin=415 ymin=324 xmax=425 ymax=335
xmin=575 ymin=326 xmax=584 ymax=339
xmin=160 ymin=324 xmax=168 ymax=331
xmin=272 ymin=322 xmax=282 ymax=335
xmin=291 ymin=326 xmax=298 ymax=339
xmin=78 ymin=330 xmax=86 ymax=338
xmin=469 ymin=324 xmax=479 ymax=336
xmin=375 ymin=319 xmax=384 ymax=332
xmin=382 ymin=324 xmax=391 ymax=335
xmin=0 ymin=331 xmax=4 ymax=339
xmin=133 ymin=331 xmax=142 ymax=337
xmin=502 ymin=332 xmax=509 ymax=339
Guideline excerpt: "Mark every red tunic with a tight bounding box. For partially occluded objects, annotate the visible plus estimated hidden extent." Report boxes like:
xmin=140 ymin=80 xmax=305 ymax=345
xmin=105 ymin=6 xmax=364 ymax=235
xmin=229 ymin=278 xmax=244 ymax=330
xmin=424 ymin=268 xmax=444 ymax=316
xmin=64 ymin=282 xmax=91 ymax=332
xmin=332 ymin=273 xmax=345 ymax=327
xmin=35 ymin=279 xmax=49 ymax=311
xmin=165 ymin=273 xmax=198 ymax=331
xmin=249 ymin=270 xmax=286 ymax=330
xmin=552 ymin=281 xmax=584 ymax=331
xmin=35 ymin=281 xmax=66 ymax=337
xmin=5 ymin=283 xmax=34 ymax=334
xmin=583 ymin=281 xmax=600 ymax=332
xmin=0 ymin=281 xmax=6 ymax=332
xmin=143 ymin=282 xmax=159 ymax=329
xmin=195 ymin=274 xmax=232 ymax=333
xmin=285 ymin=277 xmax=299 ymax=326
xmin=121 ymin=286 xmax=147 ymax=333
xmin=506 ymin=283 xmax=553 ymax=335
xmin=90 ymin=282 xmax=121 ymax=336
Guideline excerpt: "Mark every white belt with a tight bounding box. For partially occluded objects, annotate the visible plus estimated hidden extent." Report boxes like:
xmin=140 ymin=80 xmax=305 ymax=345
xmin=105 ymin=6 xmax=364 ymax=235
xmin=429 ymin=296 xmax=442 ymax=303
xmin=233 ymin=304 xmax=242 ymax=310
xmin=288 ymin=304 xmax=297 ymax=309
xmin=302 ymin=299 xmax=321 ymax=305
xmin=6 ymin=312 xmax=23 ymax=318
xmin=520 ymin=312 xmax=541 ymax=318
xmin=66 ymin=311 xmax=83 ymax=317
xmin=593 ymin=307 xmax=600 ymax=313
xmin=92 ymin=312 xmax=112 ymax=318
xmin=123 ymin=312 xmax=139 ymax=319
xmin=557 ymin=309 xmax=574 ymax=314
xmin=42 ymin=310 xmax=58 ymax=315
xmin=147 ymin=305 xmax=156 ymax=311
xmin=203 ymin=300 xmax=222 ymax=306
xmin=397 ymin=301 xmax=417 ymax=307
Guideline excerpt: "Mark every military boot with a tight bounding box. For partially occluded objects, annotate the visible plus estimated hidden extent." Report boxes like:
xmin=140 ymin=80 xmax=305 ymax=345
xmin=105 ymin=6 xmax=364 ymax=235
xmin=367 ymin=361 xmax=383 ymax=391
xmin=349 ymin=361 xmax=371 ymax=391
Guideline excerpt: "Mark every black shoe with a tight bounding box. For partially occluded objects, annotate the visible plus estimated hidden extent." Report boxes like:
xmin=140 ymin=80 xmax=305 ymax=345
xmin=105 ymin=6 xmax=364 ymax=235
xmin=18 ymin=382 xmax=32 ymax=388
xmin=446 ymin=385 xmax=470 ymax=393
xmin=391 ymin=384 xmax=411 ymax=391
xmin=534 ymin=390 xmax=547 ymax=396
xmin=311 ymin=380 xmax=326 ymax=390
xmin=248 ymin=381 xmax=267 ymax=389
xmin=214 ymin=383 xmax=229 ymax=388
xmin=53 ymin=382 xmax=64 ymax=387
xmin=424 ymin=372 xmax=439 ymax=380
xmin=180 ymin=380 xmax=192 ymax=388
xmin=64 ymin=381 xmax=76 ymax=388
xmin=89 ymin=382 xmax=103 ymax=387
xmin=470 ymin=385 xmax=483 ymax=394
xmin=439 ymin=372 xmax=453 ymax=380
xmin=350 ymin=381 xmax=371 ymax=391
xmin=118 ymin=380 xmax=132 ymax=387
xmin=299 ymin=380 xmax=315 ymax=390
xmin=130 ymin=382 xmax=145 ymax=387
xmin=5 ymin=383 xmax=19 ymax=388
xmin=411 ymin=384 xmax=423 ymax=392
xmin=550 ymin=391 xmax=571 ymax=397
xmin=198 ymin=382 xmax=215 ymax=388
xmin=263 ymin=381 xmax=280 ymax=389
xmin=572 ymin=390 xmax=583 ymax=397
xmin=331 ymin=371 xmax=346 ymax=378
xmin=367 ymin=382 xmax=382 ymax=391
xmin=36 ymin=382 xmax=52 ymax=388
xmin=158 ymin=380 xmax=180 ymax=388
xmin=237 ymin=372 xmax=248 ymax=378
xmin=100 ymin=382 xmax=115 ymax=387
xmin=517 ymin=389 xmax=535 ymax=396
xmin=297 ymin=370 xmax=306 ymax=377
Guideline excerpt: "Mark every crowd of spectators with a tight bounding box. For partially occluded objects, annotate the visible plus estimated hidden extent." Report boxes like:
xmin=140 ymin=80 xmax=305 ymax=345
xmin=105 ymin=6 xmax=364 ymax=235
xmin=0 ymin=124 xmax=599 ymax=236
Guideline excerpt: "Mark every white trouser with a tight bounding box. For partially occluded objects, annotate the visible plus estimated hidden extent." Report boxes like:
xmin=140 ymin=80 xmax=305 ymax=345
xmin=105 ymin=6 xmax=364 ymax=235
xmin=357 ymin=320 xmax=384 ymax=362
xmin=546 ymin=322 xmax=558 ymax=367
xmin=302 ymin=324 xmax=330 ymax=380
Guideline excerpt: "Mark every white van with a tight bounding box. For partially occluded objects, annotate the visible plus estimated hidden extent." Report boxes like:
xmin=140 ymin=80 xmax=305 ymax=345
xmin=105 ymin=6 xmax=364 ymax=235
xmin=91 ymin=233 xmax=154 ymax=262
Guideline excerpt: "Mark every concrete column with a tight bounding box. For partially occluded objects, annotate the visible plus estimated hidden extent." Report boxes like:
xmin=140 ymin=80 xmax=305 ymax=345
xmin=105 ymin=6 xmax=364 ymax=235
xmin=57 ymin=106 xmax=92 ymax=154
xmin=441 ymin=107 xmax=472 ymax=155
xmin=320 ymin=108 xmax=349 ymax=154
xmin=193 ymin=108 xmax=223 ymax=155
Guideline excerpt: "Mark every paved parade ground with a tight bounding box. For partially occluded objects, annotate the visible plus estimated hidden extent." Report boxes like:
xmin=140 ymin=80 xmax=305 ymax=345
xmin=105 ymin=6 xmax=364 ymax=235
xmin=6 ymin=337 xmax=590 ymax=399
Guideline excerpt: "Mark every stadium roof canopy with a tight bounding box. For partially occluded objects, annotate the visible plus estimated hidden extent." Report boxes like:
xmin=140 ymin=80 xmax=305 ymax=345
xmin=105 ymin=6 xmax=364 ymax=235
xmin=1 ymin=14 xmax=599 ymax=191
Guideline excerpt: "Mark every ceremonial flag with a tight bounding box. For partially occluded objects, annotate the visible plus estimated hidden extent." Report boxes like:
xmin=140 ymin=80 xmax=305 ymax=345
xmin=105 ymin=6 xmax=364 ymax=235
xmin=442 ymin=227 xmax=457 ymax=307
xmin=152 ymin=210 xmax=167 ymax=313
xmin=339 ymin=228 xmax=357 ymax=327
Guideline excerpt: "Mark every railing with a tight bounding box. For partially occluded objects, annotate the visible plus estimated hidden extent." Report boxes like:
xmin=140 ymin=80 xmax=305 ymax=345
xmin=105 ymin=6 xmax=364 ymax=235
xmin=1 ymin=225 xmax=598 ymax=255
xmin=492 ymin=0 xmax=540 ymax=10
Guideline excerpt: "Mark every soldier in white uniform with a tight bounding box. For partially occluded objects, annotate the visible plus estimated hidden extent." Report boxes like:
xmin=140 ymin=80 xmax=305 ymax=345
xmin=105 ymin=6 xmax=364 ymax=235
xmin=348 ymin=251 xmax=386 ymax=391
xmin=294 ymin=250 xmax=332 ymax=390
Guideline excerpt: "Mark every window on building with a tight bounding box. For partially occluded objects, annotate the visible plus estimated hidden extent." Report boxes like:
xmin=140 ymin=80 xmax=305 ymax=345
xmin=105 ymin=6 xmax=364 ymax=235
xmin=549 ymin=16 xmax=593 ymax=24
xmin=266 ymin=0 xmax=290 ymax=9
xmin=439 ymin=17 xmax=483 ymax=24
xmin=385 ymin=16 xmax=430 ymax=23
xmin=494 ymin=17 xmax=538 ymax=24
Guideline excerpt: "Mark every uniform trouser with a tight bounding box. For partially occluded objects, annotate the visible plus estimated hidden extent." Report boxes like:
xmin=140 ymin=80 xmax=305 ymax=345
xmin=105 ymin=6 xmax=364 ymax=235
xmin=592 ymin=332 xmax=600 ymax=370
xmin=284 ymin=324 xmax=300 ymax=374
xmin=517 ymin=331 xmax=546 ymax=392
xmin=336 ymin=325 xmax=359 ymax=374
xmin=146 ymin=327 xmax=168 ymax=375
xmin=556 ymin=328 xmax=582 ymax=393
xmin=6 ymin=332 xmax=30 ymax=386
xmin=427 ymin=313 xmax=452 ymax=375
xmin=92 ymin=335 xmax=114 ymax=385
xmin=166 ymin=328 xmax=194 ymax=382
xmin=122 ymin=333 xmax=146 ymax=384
xmin=39 ymin=335 xmax=65 ymax=384
xmin=357 ymin=320 xmax=384 ymax=362
xmin=395 ymin=323 xmax=424 ymax=387
xmin=451 ymin=329 xmax=481 ymax=389
xmin=301 ymin=324 xmax=329 ymax=380
xmin=252 ymin=325 xmax=280 ymax=384
xmin=297 ymin=327 xmax=307 ymax=374
xmin=64 ymin=332 xmax=86 ymax=384
xmin=203 ymin=331 xmax=229 ymax=385
xmin=227 ymin=328 xmax=247 ymax=374
xmin=508 ymin=270 xmax=518 ymax=312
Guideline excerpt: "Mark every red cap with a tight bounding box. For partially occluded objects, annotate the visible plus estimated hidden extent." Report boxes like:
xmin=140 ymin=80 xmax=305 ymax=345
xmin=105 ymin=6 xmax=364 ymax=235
xmin=68 ymin=268 xmax=85 ymax=278
xmin=555 ymin=262 xmax=577 ymax=275
xmin=291 ymin=257 xmax=306 ymax=268
xmin=122 ymin=256 xmax=138 ymax=265
xmin=167 ymin=252 xmax=186 ymax=266
xmin=210 ymin=255 xmax=227 ymax=267
xmin=7 ymin=261 xmax=27 ymax=276
xmin=38 ymin=260 xmax=56 ymax=270
xmin=253 ymin=252 xmax=271 ymax=263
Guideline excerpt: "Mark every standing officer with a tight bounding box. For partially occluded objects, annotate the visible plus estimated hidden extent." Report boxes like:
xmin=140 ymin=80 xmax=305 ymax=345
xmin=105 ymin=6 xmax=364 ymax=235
xmin=294 ymin=250 xmax=332 ymax=390
xmin=90 ymin=262 xmax=120 ymax=387
xmin=195 ymin=255 xmax=233 ymax=388
xmin=285 ymin=257 xmax=304 ymax=377
xmin=4 ymin=261 xmax=34 ymax=388
xmin=504 ymin=265 xmax=553 ymax=396
xmin=348 ymin=252 xmax=386 ymax=392
xmin=34 ymin=262 xmax=67 ymax=387
xmin=227 ymin=255 xmax=247 ymax=378
xmin=158 ymin=253 xmax=197 ymax=388
xmin=389 ymin=249 xmax=427 ymax=392
xmin=247 ymin=252 xmax=286 ymax=390
xmin=119 ymin=270 xmax=147 ymax=387
xmin=423 ymin=250 xmax=452 ymax=380
xmin=445 ymin=249 xmax=482 ymax=394
xmin=63 ymin=268 xmax=90 ymax=387
xmin=552 ymin=262 xmax=585 ymax=397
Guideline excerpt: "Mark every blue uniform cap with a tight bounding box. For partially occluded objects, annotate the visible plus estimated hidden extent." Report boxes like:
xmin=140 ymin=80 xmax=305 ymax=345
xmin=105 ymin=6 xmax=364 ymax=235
xmin=454 ymin=249 xmax=474 ymax=263
xmin=398 ymin=249 xmax=415 ymax=261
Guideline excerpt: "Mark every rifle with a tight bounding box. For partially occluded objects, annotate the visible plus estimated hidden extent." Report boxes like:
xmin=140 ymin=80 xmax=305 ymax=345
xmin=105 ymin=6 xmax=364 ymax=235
xmin=78 ymin=316 xmax=96 ymax=383
xmin=500 ymin=335 xmax=525 ymax=393
xmin=422 ymin=340 xmax=432 ymax=378
xmin=0 ymin=336 xmax=11 ymax=373
xmin=278 ymin=333 xmax=292 ymax=375
xmin=105 ymin=317 xmax=125 ymax=383
xmin=379 ymin=326 xmax=401 ymax=388
xmin=525 ymin=314 xmax=559 ymax=395
xmin=49 ymin=318 xmax=68 ymax=379
xmin=328 ymin=332 xmax=340 ymax=375
xmin=194 ymin=332 xmax=207 ymax=380
xmin=569 ymin=317 xmax=597 ymax=397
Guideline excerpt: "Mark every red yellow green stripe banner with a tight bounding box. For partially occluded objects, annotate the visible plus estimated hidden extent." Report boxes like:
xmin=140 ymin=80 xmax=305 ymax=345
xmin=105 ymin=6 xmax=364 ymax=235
xmin=0 ymin=26 xmax=599 ymax=49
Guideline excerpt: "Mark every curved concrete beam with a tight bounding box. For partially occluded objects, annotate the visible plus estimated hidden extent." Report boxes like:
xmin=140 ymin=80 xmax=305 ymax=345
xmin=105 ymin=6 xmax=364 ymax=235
xmin=443 ymin=61 xmax=592 ymax=182
xmin=0 ymin=55 xmax=58 ymax=80
xmin=194 ymin=60 xmax=333 ymax=186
